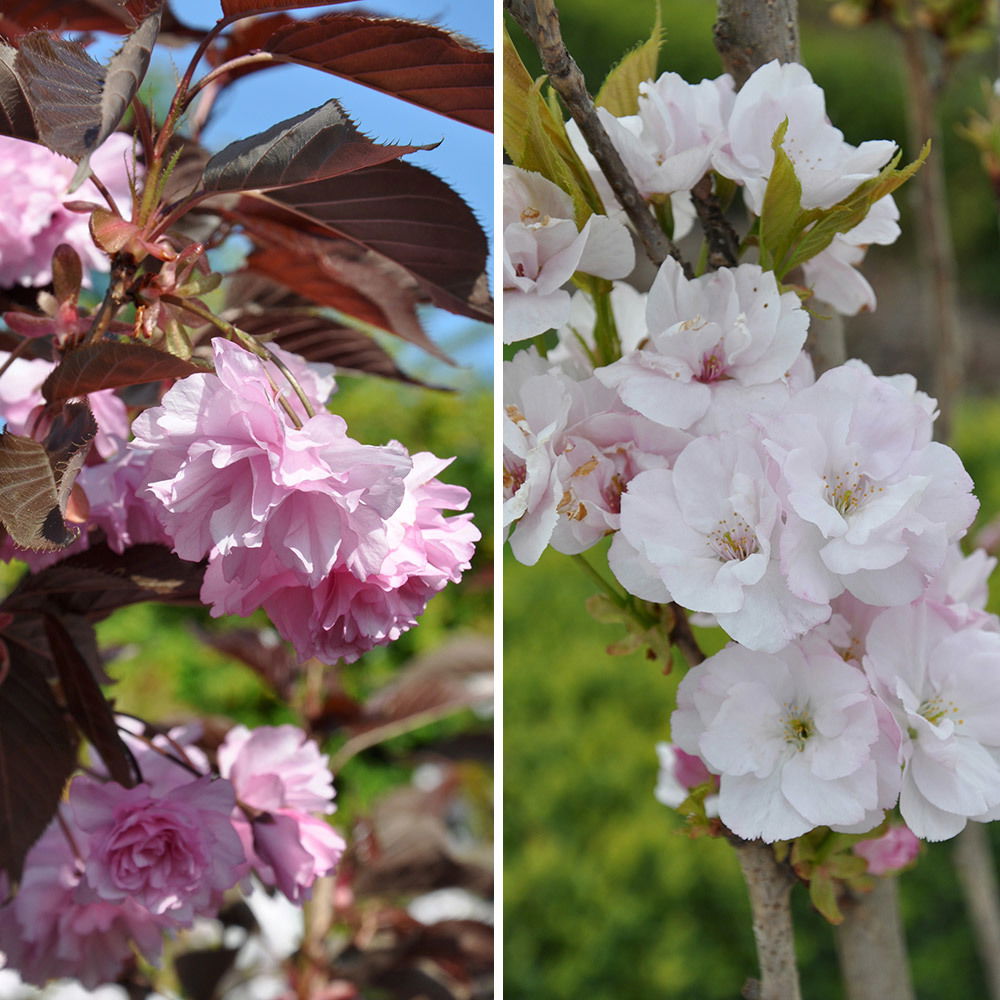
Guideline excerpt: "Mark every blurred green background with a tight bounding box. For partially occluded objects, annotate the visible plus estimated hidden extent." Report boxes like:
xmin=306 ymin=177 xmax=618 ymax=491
xmin=504 ymin=1 xmax=1000 ymax=997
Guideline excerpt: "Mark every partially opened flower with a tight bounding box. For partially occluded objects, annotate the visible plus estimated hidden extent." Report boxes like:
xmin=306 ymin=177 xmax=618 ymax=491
xmin=503 ymin=166 xmax=634 ymax=343
xmin=853 ymin=824 xmax=920 ymax=875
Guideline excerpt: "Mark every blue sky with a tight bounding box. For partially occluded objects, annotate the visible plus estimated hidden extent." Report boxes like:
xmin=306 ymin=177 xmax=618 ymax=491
xmin=163 ymin=0 xmax=494 ymax=383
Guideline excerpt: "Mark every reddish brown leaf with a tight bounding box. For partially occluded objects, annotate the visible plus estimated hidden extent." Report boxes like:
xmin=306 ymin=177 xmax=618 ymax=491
xmin=231 ymin=159 xmax=492 ymax=323
xmin=0 ymin=613 xmax=79 ymax=880
xmin=196 ymin=626 xmax=302 ymax=701
xmin=219 ymin=0 xmax=352 ymax=17
xmin=216 ymin=13 xmax=492 ymax=131
xmin=200 ymin=98 xmax=429 ymax=194
xmin=43 ymin=613 xmax=137 ymax=787
xmin=231 ymin=307 xmax=421 ymax=383
xmin=0 ymin=0 xmax=166 ymax=38
xmin=243 ymin=238 xmax=450 ymax=364
xmin=42 ymin=340 xmax=209 ymax=407
xmin=0 ymin=403 xmax=96 ymax=550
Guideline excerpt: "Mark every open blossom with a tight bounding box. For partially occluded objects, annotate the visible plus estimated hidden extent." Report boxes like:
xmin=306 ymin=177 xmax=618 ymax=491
xmin=0 ymin=133 xmax=135 ymax=287
xmin=596 ymin=258 xmax=810 ymax=434
xmin=70 ymin=776 xmax=246 ymax=925
xmin=712 ymin=60 xmax=897 ymax=214
xmin=672 ymin=638 xmax=898 ymax=842
xmin=590 ymin=72 xmax=732 ymax=201
xmin=611 ymin=429 xmax=829 ymax=651
xmin=503 ymin=166 xmax=634 ymax=343
xmin=863 ymin=602 xmax=1000 ymax=841
xmin=219 ymin=725 xmax=344 ymax=902
xmin=761 ymin=361 xmax=978 ymax=607
xmin=0 ymin=818 xmax=166 ymax=989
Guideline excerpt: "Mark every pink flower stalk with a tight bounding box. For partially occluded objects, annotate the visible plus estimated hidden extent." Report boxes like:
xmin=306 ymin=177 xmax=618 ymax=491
xmin=0 ymin=817 xmax=166 ymax=988
xmin=218 ymin=725 xmax=344 ymax=902
xmin=70 ymin=775 xmax=246 ymax=925
xmin=853 ymin=825 xmax=921 ymax=875
xmin=0 ymin=133 xmax=135 ymax=287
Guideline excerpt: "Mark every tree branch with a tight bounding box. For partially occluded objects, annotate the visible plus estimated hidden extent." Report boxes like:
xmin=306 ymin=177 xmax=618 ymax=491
xmin=733 ymin=840 xmax=802 ymax=1000
xmin=834 ymin=878 xmax=915 ymax=1000
xmin=504 ymin=0 xmax=684 ymax=270
xmin=954 ymin=824 xmax=1000 ymax=1000
xmin=714 ymin=0 xmax=800 ymax=87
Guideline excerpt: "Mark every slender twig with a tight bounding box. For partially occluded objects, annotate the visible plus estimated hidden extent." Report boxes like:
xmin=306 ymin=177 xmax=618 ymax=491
xmin=504 ymin=0 xmax=684 ymax=270
xmin=87 ymin=172 xmax=122 ymax=218
xmin=691 ymin=174 xmax=740 ymax=270
xmin=668 ymin=602 xmax=704 ymax=667
xmin=734 ymin=840 xmax=802 ymax=1000
xmin=85 ymin=255 xmax=138 ymax=346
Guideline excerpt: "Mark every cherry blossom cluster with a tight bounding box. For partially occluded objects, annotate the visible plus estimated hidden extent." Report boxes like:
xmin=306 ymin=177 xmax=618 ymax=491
xmin=504 ymin=59 xmax=900 ymax=331
xmin=0 ymin=723 xmax=342 ymax=989
xmin=0 ymin=335 xmax=479 ymax=664
xmin=504 ymin=58 xmax=1000 ymax=851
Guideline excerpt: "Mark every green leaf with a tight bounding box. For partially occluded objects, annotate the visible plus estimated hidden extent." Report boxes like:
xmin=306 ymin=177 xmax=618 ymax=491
xmin=809 ymin=871 xmax=845 ymax=925
xmin=503 ymin=26 xmax=602 ymax=225
xmin=595 ymin=4 xmax=662 ymax=117
xmin=758 ymin=119 xmax=802 ymax=274
xmin=785 ymin=141 xmax=930 ymax=272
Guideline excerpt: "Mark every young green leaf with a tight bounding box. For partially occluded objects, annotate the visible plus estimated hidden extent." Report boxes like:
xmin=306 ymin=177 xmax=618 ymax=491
xmin=758 ymin=119 xmax=803 ymax=275
xmin=595 ymin=4 xmax=662 ymax=117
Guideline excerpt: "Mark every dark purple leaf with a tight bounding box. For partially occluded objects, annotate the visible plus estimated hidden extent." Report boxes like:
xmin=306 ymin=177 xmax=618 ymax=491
xmin=42 ymin=340 xmax=208 ymax=407
xmin=15 ymin=9 xmax=160 ymax=188
xmin=174 ymin=948 xmax=240 ymax=1000
xmin=231 ymin=159 xmax=492 ymax=323
xmin=43 ymin=613 xmax=137 ymax=787
xmin=219 ymin=0 xmax=352 ymax=16
xmin=200 ymin=98 xmax=429 ymax=194
xmin=0 ymin=614 xmax=79 ymax=880
xmin=0 ymin=0 xmax=165 ymax=38
xmin=0 ymin=43 xmax=36 ymax=140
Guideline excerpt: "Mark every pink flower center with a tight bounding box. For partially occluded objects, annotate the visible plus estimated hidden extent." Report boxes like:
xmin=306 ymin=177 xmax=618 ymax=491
xmin=708 ymin=513 xmax=758 ymax=561
xmin=695 ymin=347 xmax=728 ymax=383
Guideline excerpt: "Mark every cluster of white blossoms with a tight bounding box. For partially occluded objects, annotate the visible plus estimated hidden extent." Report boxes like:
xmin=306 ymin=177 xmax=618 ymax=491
xmin=504 ymin=59 xmax=1000 ymax=845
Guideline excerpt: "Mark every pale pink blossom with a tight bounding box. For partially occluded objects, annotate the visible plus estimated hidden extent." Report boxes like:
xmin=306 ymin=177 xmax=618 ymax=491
xmin=802 ymin=196 xmax=900 ymax=315
xmin=503 ymin=166 xmax=635 ymax=343
xmin=0 ymin=817 xmax=165 ymax=988
xmin=863 ymin=601 xmax=1000 ymax=841
xmin=761 ymin=361 xmax=978 ymax=607
xmin=713 ymin=60 xmax=897 ymax=214
xmin=612 ymin=429 xmax=828 ymax=651
xmin=853 ymin=825 xmax=921 ymax=875
xmin=596 ymin=258 xmax=809 ymax=434
xmin=504 ymin=349 xmax=687 ymax=565
xmin=250 ymin=809 xmax=345 ymax=903
xmin=0 ymin=134 xmax=135 ymax=287
xmin=70 ymin=776 xmax=245 ymax=924
xmin=672 ymin=637 xmax=898 ymax=842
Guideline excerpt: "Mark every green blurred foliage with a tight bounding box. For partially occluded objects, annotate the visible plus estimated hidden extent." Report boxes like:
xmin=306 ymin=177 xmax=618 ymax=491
xmin=503 ymin=397 xmax=1000 ymax=997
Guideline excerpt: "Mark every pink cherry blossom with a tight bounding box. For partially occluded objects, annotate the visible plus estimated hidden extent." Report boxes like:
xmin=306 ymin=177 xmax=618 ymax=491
xmin=761 ymin=361 xmax=978 ymax=607
xmin=853 ymin=825 xmax=921 ymax=875
xmin=0 ymin=133 xmax=135 ymax=288
xmin=503 ymin=166 xmax=635 ymax=343
xmin=863 ymin=601 xmax=1000 ymax=841
xmin=712 ymin=60 xmax=897 ymax=214
xmin=70 ymin=775 xmax=246 ymax=925
xmin=672 ymin=637 xmax=898 ymax=842
xmin=218 ymin=725 xmax=344 ymax=902
xmin=654 ymin=742 xmax=719 ymax=817
xmin=0 ymin=817 xmax=166 ymax=988
xmin=612 ymin=429 xmax=829 ymax=652
xmin=596 ymin=258 xmax=809 ymax=434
